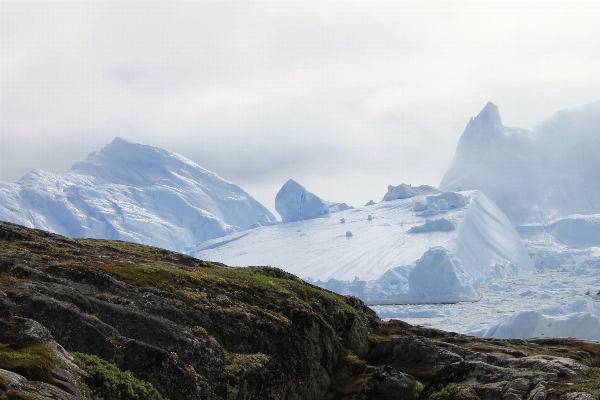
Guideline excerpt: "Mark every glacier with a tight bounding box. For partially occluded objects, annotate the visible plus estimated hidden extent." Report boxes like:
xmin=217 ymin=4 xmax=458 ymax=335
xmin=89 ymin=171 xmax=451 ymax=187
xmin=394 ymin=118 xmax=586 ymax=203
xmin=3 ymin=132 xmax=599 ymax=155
xmin=0 ymin=138 xmax=274 ymax=252
xmin=189 ymin=188 xmax=534 ymax=304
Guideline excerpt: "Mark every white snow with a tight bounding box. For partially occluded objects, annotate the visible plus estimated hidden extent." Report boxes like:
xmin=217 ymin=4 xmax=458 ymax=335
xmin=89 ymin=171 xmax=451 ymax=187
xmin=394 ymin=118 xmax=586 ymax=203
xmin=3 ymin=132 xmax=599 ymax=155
xmin=274 ymin=179 xmax=330 ymax=222
xmin=0 ymin=138 xmax=274 ymax=252
xmin=189 ymin=189 xmax=533 ymax=304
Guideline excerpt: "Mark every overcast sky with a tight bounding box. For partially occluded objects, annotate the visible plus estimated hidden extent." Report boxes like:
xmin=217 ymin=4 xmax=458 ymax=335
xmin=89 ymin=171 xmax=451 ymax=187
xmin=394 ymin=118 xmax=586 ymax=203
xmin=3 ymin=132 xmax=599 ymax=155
xmin=2 ymin=2 xmax=599 ymax=213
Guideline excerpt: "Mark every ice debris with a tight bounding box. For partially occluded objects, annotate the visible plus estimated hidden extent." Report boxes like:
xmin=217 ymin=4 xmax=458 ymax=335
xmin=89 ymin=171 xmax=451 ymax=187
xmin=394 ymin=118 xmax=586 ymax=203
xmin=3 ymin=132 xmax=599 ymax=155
xmin=382 ymin=184 xmax=440 ymax=201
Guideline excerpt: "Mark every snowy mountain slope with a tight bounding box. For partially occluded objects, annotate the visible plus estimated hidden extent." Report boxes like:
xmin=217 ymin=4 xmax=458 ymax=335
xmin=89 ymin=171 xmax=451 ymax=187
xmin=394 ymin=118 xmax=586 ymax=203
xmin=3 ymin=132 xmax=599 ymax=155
xmin=0 ymin=138 xmax=274 ymax=251
xmin=440 ymin=100 xmax=600 ymax=227
xmin=189 ymin=190 xmax=534 ymax=286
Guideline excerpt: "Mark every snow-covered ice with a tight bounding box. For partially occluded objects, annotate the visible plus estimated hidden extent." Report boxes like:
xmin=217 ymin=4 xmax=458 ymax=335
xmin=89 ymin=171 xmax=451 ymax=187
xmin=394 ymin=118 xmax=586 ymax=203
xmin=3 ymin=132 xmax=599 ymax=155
xmin=190 ymin=189 xmax=533 ymax=304
xmin=383 ymin=184 xmax=440 ymax=201
xmin=275 ymin=179 xmax=330 ymax=222
xmin=0 ymin=138 xmax=274 ymax=252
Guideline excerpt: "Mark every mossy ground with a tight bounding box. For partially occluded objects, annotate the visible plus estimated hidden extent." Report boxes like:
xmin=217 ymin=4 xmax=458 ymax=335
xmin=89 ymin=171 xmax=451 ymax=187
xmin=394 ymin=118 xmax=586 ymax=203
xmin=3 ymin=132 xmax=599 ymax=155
xmin=0 ymin=390 xmax=33 ymax=400
xmin=0 ymin=344 xmax=53 ymax=383
xmin=430 ymin=383 xmax=480 ymax=400
xmin=73 ymin=352 xmax=166 ymax=400
xmin=90 ymin=260 xmax=368 ymax=338
xmin=560 ymin=367 xmax=600 ymax=398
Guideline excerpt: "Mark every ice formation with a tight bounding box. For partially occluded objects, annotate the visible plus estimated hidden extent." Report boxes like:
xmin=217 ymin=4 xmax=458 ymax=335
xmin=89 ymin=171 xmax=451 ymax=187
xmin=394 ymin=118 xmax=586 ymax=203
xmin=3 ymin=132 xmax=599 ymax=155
xmin=546 ymin=214 xmax=600 ymax=248
xmin=274 ymin=179 xmax=330 ymax=222
xmin=440 ymin=101 xmax=600 ymax=228
xmin=408 ymin=247 xmax=479 ymax=299
xmin=190 ymin=189 xmax=533 ymax=304
xmin=327 ymin=201 xmax=354 ymax=213
xmin=471 ymin=309 xmax=600 ymax=340
xmin=382 ymin=184 xmax=440 ymax=201
xmin=0 ymin=138 xmax=274 ymax=252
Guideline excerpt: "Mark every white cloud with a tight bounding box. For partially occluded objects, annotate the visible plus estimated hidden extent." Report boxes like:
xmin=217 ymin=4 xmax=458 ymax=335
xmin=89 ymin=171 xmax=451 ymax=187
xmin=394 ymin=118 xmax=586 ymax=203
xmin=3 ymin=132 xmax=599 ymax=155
xmin=1 ymin=2 xmax=599 ymax=210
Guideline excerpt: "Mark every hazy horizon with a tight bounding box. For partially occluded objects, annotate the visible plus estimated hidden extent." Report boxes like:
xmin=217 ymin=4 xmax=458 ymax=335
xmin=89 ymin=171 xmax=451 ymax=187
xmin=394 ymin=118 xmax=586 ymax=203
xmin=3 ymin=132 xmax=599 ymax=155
xmin=2 ymin=2 xmax=600 ymax=213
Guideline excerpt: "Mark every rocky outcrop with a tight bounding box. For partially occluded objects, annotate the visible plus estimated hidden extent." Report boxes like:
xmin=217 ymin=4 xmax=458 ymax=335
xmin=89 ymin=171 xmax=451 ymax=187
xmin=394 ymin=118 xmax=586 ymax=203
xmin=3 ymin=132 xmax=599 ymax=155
xmin=0 ymin=221 xmax=599 ymax=399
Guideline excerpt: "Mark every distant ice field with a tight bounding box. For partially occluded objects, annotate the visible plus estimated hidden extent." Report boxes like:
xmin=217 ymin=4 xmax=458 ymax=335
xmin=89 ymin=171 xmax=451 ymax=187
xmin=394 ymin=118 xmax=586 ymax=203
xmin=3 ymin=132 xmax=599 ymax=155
xmin=373 ymin=244 xmax=600 ymax=340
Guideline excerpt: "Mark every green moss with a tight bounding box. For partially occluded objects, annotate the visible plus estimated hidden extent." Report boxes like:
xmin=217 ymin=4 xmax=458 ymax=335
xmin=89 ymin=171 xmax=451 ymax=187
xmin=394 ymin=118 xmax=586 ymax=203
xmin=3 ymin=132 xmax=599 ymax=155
xmin=0 ymin=243 xmax=29 ymax=253
xmin=431 ymin=383 xmax=480 ymax=400
xmin=0 ymin=344 xmax=54 ymax=383
xmin=190 ymin=266 xmax=369 ymax=328
xmin=93 ymin=261 xmax=368 ymax=338
xmin=95 ymin=292 xmax=132 ymax=306
xmin=88 ymin=240 xmax=176 ymax=261
xmin=0 ymin=376 xmax=7 ymax=390
xmin=95 ymin=264 xmax=187 ymax=291
xmin=47 ymin=245 xmax=67 ymax=254
xmin=73 ymin=352 xmax=166 ymax=400
xmin=224 ymin=353 xmax=270 ymax=377
xmin=0 ymin=390 xmax=33 ymax=400
xmin=561 ymin=367 xmax=600 ymax=397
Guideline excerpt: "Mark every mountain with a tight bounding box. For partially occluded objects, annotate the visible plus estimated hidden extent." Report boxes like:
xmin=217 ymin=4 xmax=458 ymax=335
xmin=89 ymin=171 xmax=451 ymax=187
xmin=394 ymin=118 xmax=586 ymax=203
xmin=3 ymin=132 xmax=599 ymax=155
xmin=189 ymin=189 xmax=534 ymax=305
xmin=1 ymin=221 xmax=598 ymax=399
xmin=440 ymin=100 xmax=600 ymax=227
xmin=0 ymin=138 xmax=274 ymax=251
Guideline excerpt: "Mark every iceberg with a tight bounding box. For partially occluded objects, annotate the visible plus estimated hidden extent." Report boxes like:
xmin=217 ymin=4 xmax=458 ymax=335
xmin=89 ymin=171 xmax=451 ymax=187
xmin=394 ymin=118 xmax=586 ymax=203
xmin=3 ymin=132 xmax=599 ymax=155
xmin=440 ymin=100 xmax=600 ymax=228
xmin=0 ymin=138 xmax=274 ymax=252
xmin=275 ymin=179 xmax=330 ymax=222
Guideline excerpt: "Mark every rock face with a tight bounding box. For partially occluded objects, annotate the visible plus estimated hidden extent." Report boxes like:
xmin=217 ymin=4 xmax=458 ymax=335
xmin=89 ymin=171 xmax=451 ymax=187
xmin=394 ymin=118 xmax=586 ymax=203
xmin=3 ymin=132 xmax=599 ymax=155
xmin=275 ymin=179 xmax=330 ymax=222
xmin=0 ymin=221 xmax=599 ymax=399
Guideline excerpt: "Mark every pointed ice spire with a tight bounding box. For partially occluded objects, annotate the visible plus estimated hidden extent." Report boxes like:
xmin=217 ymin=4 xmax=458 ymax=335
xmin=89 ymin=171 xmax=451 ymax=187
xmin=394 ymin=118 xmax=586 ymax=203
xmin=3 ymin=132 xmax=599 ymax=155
xmin=473 ymin=101 xmax=503 ymax=128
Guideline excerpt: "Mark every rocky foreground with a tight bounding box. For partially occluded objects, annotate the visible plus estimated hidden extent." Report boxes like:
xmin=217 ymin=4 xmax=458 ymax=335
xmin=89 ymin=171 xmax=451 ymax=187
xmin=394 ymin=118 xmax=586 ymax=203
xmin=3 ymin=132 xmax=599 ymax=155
xmin=0 ymin=221 xmax=598 ymax=400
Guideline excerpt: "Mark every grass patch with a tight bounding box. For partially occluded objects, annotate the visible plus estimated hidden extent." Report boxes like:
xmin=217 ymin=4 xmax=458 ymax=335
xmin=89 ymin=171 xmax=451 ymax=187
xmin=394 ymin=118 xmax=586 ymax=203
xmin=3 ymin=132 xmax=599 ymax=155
xmin=190 ymin=266 xmax=369 ymax=328
xmin=224 ymin=353 xmax=270 ymax=377
xmin=0 ymin=243 xmax=29 ymax=253
xmin=73 ymin=352 xmax=166 ymax=400
xmin=561 ymin=367 xmax=600 ymax=397
xmin=87 ymin=240 xmax=177 ymax=261
xmin=95 ymin=292 xmax=132 ymax=306
xmin=430 ymin=383 xmax=480 ymax=400
xmin=325 ymin=354 xmax=369 ymax=399
xmin=0 ymin=344 xmax=54 ymax=383
xmin=94 ymin=264 xmax=187 ymax=291
xmin=91 ymin=262 xmax=368 ymax=337
xmin=0 ymin=390 xmax=33 ymax=400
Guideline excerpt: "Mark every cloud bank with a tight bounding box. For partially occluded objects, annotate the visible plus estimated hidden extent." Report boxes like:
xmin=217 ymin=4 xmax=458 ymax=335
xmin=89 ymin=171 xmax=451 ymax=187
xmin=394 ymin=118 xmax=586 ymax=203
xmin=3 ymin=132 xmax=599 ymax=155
xmin=2 ymin=2 xmax=599 ymax=210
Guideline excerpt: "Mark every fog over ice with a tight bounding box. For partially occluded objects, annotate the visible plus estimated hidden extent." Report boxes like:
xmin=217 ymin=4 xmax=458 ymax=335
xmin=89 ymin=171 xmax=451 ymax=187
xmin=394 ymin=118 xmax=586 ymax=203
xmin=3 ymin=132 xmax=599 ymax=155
xmin=2 ymin=2 xmax=600 ymax=211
